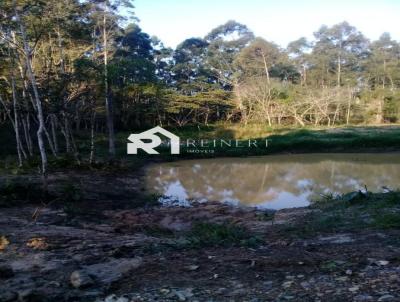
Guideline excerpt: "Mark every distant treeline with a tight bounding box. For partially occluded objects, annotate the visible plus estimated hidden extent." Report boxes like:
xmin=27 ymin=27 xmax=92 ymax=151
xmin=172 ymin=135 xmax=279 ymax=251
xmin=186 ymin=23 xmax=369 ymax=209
xmin=0 ymin=0 xmax=399 ymax=174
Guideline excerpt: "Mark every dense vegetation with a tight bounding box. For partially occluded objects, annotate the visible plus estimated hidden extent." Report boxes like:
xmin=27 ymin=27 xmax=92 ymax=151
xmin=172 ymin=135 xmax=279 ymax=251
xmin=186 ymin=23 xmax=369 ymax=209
xmin=0 ymin=0 xmax=399 ymax=178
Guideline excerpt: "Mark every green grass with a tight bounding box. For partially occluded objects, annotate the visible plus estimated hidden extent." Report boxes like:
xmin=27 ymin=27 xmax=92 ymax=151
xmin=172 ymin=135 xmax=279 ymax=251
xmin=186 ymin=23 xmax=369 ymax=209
xmin=141 ymin=222 xmax=263 ymax=254
xmin=283 ymin=191 xmax=400 ymax=237
xmin=0 ymin=178 xmax=49 ymax=207
xmin=1 ymin=124 xmax=400 ymax=174
xmin=184 ymin=222 xmax=262 ymax=248
xmin=119 ymin=124 xmax=400 ymax=159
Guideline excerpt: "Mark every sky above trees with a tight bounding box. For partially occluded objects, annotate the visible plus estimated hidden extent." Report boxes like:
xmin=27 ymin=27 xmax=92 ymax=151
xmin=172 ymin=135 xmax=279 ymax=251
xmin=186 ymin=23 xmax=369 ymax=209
xmin=134 ymin=0 xmax=400 ymax=48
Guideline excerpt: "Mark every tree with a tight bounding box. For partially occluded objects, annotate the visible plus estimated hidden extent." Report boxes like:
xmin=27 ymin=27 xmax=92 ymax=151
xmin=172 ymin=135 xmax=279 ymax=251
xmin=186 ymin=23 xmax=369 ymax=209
xmin=287 ymin=37 xmax=312 ymax=86
xmin=205 ymin=20 xmax=255 ymax=88
xmin=367 ymin=33 xmax=400 ymax=90
xmin=312 ymin=22 xmax=369 ymax=87
xmin=88 ymin=0 xmax=135 ymax=158
xmin=235 ymin=38 xmax=284 ymax=83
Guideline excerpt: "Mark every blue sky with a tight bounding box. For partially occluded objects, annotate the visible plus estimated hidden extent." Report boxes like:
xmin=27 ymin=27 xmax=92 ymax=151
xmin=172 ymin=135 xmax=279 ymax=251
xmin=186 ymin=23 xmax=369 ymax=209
xmin=133 ymin=0 xmax=400 ymax=48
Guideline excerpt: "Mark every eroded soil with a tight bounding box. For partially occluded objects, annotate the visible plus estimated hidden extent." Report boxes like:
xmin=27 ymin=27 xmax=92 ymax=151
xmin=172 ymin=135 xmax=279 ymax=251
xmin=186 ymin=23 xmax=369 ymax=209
xmin=0 ymin=171 xmax=400 ymax=302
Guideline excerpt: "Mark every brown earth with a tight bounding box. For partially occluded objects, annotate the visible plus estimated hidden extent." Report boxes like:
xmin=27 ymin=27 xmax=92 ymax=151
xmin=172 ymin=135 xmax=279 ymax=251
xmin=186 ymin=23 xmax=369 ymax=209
xmin=0 ymin=171 xmax=400 ymax=302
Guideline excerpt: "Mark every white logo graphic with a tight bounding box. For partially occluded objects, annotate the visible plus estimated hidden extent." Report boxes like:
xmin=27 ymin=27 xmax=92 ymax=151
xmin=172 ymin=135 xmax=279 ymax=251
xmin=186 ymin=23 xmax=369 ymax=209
xmin=127 ymin=126 xmax=180 ymax=154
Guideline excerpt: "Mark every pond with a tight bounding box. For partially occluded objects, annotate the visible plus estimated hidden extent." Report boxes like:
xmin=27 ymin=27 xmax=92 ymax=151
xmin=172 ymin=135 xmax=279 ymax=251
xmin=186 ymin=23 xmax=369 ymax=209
xmin=145 ymin=153 xmax=400 ymax=210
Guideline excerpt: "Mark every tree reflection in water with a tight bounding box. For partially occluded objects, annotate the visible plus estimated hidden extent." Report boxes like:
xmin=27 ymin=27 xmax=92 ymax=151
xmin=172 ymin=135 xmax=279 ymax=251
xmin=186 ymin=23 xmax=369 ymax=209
xmin=146 ymin=154 xmax=400 ymax=210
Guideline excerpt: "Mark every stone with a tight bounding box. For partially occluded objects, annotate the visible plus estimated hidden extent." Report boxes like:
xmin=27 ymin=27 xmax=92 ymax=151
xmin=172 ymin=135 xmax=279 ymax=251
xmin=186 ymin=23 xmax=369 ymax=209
xmin=378 ymin=295 xmax=395 ymax=301
xmin=282 ymin=281 xmax=293 ymax=288
xmin=160 ymin=288 xmax=170 ymax=295
xmin=104 ymin=295 xmax=129 ymax=302
xmin=82 ymin=257 xmax=142 ymax=285
xmin=376 ymin=260 xmax=389 ymax=266
xmin=349 ymin=286 xmax=360 ymax=292
xmin=300 ymin=281 xmax=310 ymax=289
xmin=185 ymin=265 xmax=199 ymax=271
xmin=319 ymin=234 xmax=354 ymax=244
xmin=354 ymin=294 xmax=374 ymax=302
xmin=173 ymin=288 xmax=194 ymax=301
xmin=70 ymin=270 xmax=94 ymax=288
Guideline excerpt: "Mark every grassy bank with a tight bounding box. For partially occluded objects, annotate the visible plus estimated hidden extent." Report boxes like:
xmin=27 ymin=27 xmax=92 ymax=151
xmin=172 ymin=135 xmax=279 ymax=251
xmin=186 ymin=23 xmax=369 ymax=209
xmin=1 ymin=124 xmax=400 ymax=174
xmin=283 ymin=190 xmax=400 ymax=237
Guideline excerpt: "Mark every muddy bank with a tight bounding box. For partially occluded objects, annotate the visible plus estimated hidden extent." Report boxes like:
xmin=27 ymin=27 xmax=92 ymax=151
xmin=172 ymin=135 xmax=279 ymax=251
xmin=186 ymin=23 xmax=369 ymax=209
xmin=0 ymin=171 xmax=400 ymax=301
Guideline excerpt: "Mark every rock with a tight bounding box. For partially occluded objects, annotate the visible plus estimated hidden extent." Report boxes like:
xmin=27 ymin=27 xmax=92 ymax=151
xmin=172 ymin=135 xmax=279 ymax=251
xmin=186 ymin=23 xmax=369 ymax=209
xmin=104 ymin=295 xmax=129 ymax=302
xmin=173 ymin=288 xmax=194 ymax=301
xmin=354 ymin=294 xmax=373 ymax=301
xmin=70 ymin=270 xmax=94 ymax=288
xmin=82 ymin=257 xmax=142 ymax=285
xmin=0 ymin=291 xmax=17 ymax=302
xmin=159 ymin=288 xmax=170 ymax=295
xmin=376 ymin=260 xmax=389 ymax=266
xmin=185 ymin=265 xmax=199 ymax=271
xmin=319 ymin=234 xmax=354 ymax=244
xmin=0 ymin=265 xmax=14 ymax=279
xmin=349 ymin=286 xmax=359 ymax=292
xmin=378 ymin=295 xmax=395 ymax=301
xmin=282 ymin=281 xmax=293 ymax=288
xmin=300 ymin=281 xmax=310 ymax=290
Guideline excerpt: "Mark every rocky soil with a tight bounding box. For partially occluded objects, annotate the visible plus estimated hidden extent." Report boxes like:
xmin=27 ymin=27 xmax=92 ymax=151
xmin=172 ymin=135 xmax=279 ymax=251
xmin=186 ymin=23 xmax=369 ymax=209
xmin=0 ymin=171 xmax=400 ymax=302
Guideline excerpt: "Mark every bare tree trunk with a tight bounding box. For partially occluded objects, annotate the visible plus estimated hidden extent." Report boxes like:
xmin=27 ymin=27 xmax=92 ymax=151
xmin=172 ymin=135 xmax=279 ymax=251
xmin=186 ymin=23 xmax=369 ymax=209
xmin=261 ymin=52 xmax=270 ymax=85
xmin=15 ymin=3 xmax=48 ymax=182
xmin=89 ymin=110 xmax=96 ymax=164
xmin=346 ymin=90 xmax=352 ymax=125
xmin=26 ymin=114 xmax=33 ymax=155
xmin=43 ymin=121 xmax=57 ymax=157
xmin=0 ymin=92 xmax=25 ymax=164
xmin=21 ymin=116 xmax=33 ymax=156
xmin=61 ymin=112 xmax=71 ymax=153
xmin=51 ymin=115 xmax=59 ymax=154
xmin=337 ymin=53 xmax=341 ymax=87
xmin=103 ymin=13 xmax=116 ymax=157
xmin=11 ymin=75 xmax=26 ymax=165
xmin=294 ymin=113 xmax=305 ymax=127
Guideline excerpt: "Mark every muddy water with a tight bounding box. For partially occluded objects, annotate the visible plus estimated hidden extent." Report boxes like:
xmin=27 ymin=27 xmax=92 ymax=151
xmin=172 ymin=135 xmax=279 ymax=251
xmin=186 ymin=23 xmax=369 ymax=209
xmin=145 ymin=153 xmax=400 ymax=210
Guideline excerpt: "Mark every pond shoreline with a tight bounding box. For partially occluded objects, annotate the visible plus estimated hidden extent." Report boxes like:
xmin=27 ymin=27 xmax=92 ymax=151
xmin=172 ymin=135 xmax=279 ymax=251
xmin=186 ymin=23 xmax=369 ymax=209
xmin=1 ymin=126 xmax=400 ymax=301
xmin=145 ymin=152 xmax=400 ymax=211
xmin=1 ymin=164 xmax=400 ymax=301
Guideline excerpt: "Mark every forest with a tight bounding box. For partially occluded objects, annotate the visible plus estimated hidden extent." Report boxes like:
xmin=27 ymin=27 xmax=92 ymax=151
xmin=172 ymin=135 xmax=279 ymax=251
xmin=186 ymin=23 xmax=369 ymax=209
xmin=2 ymin=1 xmax=400 ymax=301
xmin=0 ymin=0 xmax=400 ymax=175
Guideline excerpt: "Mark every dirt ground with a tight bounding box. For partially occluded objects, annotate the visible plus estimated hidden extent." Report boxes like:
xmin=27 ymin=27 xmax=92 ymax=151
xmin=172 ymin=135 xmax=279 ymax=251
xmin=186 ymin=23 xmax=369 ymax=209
xmin=0 ymin=171 xmax=400 ymax=302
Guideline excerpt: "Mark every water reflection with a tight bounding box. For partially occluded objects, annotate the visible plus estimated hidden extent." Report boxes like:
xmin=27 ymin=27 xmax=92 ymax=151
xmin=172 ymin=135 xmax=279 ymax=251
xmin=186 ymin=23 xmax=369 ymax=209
xmin=145 ymin=153 xmax=400 ymax=210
